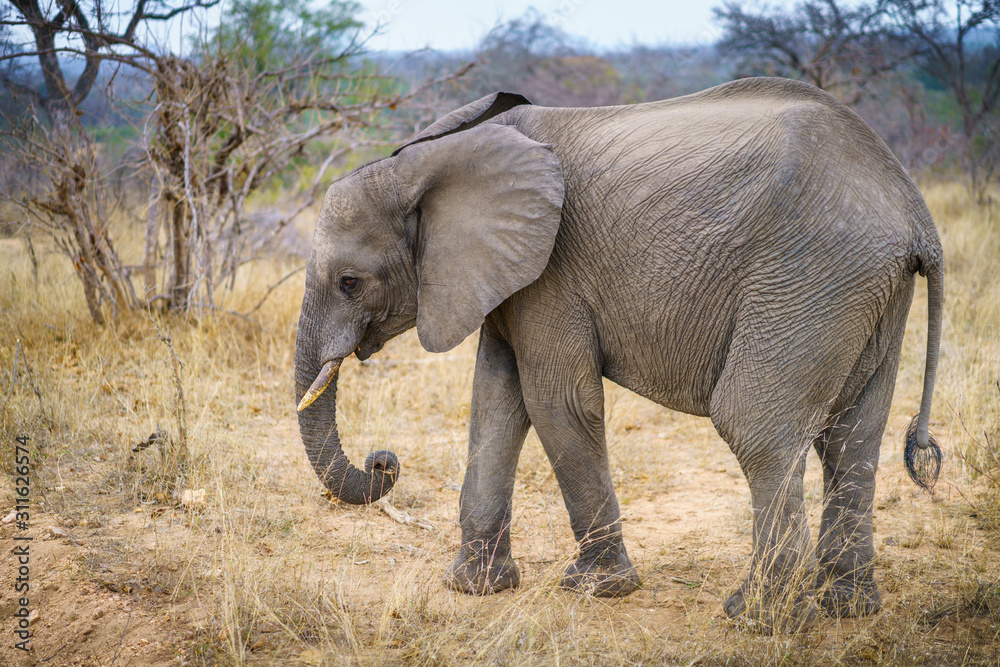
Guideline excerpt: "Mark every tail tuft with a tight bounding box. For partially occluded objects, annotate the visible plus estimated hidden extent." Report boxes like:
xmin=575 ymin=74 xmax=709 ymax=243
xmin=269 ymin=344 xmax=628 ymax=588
xmin=904 ymin=416 xmax=942 ymax=493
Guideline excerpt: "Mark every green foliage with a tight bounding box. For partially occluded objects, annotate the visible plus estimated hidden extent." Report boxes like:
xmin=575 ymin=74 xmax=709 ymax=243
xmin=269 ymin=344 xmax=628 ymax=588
xmin=89 ymin=124 xmax=140 ymax=150
xmin=206 ymin=0 xmax=363 ymax=72
xmin=923 ymin=87 xmax=966 ymax=127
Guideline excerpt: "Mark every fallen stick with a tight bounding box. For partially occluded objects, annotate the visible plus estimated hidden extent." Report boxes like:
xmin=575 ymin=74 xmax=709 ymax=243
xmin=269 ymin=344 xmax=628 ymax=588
xmin=377 ymin=498 xmax=434 ymax=531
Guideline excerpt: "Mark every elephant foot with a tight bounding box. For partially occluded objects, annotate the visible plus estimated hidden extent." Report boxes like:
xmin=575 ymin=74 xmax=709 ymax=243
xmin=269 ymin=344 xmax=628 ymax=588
xmin=724 ymin=580 xmax=818 ymax=634
xmin=818 ymin=577 xmax=881 ymax=617
xmin=561 ymin=541 xmax=640 ymax=598
xmin=445 ymin=546 xmax=520 ymax=595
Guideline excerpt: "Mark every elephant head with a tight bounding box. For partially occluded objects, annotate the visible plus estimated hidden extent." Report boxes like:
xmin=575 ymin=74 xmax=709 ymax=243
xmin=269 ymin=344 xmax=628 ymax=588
xmin=295 ymin=93 xmax=565 ymax=504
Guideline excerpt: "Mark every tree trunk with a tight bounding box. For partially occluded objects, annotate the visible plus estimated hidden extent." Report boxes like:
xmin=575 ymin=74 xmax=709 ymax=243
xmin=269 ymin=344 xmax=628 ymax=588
xmin=144 ymin=187 xmax=162 ymax=301
xmin=168 ymin=191 xmax=191 ymax=311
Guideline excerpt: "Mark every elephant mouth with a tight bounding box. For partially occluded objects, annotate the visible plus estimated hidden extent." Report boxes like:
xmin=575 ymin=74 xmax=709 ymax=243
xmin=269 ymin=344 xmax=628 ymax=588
xmin=356 ymin=338 xmax=385 ymax=361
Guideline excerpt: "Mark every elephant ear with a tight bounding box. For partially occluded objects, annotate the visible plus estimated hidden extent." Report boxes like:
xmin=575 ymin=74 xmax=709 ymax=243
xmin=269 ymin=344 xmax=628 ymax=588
xmin=390 ymin=92 xmax=531 ymax=157
xmin=394 ymin=123 xmax=564 ymax=353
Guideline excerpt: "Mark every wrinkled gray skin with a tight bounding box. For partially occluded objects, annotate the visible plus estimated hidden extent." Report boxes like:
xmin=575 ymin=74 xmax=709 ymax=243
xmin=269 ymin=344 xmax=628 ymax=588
xmin=295 ymin=78 xmax=943 ymax=630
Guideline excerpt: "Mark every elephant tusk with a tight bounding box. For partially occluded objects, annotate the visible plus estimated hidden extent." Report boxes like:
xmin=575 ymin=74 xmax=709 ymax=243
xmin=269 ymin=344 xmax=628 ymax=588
xmin=297 ymin=359 xmax=342 ymax=412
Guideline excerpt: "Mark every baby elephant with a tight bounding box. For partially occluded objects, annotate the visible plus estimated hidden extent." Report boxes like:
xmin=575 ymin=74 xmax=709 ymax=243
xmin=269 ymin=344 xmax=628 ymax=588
xmin=294 ymin=78 xmax=942 ymax=631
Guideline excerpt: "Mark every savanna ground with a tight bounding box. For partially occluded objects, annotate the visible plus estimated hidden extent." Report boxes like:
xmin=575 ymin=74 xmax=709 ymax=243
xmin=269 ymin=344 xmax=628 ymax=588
xmin=1 ymin=180 xmax=999 ymax=666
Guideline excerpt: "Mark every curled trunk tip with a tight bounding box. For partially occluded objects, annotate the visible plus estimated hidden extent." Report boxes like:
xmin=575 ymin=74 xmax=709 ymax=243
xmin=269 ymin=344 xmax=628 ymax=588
xmin=363 ymin=449 xmax=400 ymax=493
xmin=297 ymin=356 xmax=400 ymax=504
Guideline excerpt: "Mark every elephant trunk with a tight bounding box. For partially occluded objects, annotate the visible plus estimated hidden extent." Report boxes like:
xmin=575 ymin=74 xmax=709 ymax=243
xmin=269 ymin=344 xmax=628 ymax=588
xmin=295 ymin=353 xmax=399 ymax=504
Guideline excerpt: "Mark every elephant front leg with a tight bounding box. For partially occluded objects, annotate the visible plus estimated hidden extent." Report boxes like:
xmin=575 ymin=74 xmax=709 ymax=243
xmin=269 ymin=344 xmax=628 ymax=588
xmin=560 ymin=516 xmax=639 ymax=597
xmin=520 ymin=346 xmax=640 ymax=598
xmin=445 ymin=325 xmax=530 ymax=595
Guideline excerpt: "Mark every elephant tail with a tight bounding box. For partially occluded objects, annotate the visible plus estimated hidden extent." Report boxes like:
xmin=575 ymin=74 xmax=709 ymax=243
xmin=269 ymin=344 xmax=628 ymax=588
xmin=904 ymin=247 xmax=943 ymax=493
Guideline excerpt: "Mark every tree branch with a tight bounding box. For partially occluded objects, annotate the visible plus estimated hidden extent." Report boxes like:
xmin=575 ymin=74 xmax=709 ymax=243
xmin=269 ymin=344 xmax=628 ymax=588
xmin=0 ymin=73 xmax=46 ymax=107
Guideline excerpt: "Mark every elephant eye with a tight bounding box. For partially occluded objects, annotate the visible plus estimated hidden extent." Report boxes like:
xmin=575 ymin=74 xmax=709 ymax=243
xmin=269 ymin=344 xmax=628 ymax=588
xmin=340 ymin=275 xmax=360 ymax=295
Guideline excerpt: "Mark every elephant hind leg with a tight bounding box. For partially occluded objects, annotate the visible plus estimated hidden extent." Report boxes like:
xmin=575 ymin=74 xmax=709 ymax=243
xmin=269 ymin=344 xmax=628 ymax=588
xmin=716 ymin=432 xmax=819 ymax=633
xmin=813 ymin=280 xmax=913 ymax=617
xmin=812 ymin=396 xmax=885 ymax=618
xmin=708 ymin=306 xmax=862 ymax=631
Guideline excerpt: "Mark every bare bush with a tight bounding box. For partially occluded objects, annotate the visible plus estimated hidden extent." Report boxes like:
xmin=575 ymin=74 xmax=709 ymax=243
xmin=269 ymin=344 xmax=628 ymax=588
xmin=0 ymin=0 xmax=218 ymax=323
xmin=1 ymin=0 xmax=465 ymax=320
xmin=461 ymin=10 xmax=622 ymax=107
xmin=714 ymin=0 xmax=917 ymax=105
xmin=882 ymin=0 xmax=1000 ymax=203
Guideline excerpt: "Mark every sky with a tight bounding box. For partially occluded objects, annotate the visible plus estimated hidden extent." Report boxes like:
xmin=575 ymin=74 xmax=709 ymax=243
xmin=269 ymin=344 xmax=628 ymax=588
xmin=2 ymin=0 xmax=728 ymax=66
xmin=355 ymin=1 xmax=726 ymax=52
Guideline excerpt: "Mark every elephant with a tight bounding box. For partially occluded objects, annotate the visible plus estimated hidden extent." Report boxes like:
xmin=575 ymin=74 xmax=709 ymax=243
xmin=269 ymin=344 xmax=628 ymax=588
xmin=293 ymin=77 xmax=943 ymax=630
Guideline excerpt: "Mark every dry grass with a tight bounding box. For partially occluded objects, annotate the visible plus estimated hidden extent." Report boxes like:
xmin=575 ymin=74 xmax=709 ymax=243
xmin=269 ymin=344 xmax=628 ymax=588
xmin=1 ymin=179 xmax=999 ymax=665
